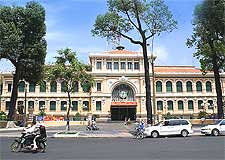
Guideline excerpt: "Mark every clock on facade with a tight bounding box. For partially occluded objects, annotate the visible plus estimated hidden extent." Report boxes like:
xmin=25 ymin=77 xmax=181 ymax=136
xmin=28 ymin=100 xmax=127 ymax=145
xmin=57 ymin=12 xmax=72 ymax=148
xmin=119 ymin=91 xmax=127 ymax=99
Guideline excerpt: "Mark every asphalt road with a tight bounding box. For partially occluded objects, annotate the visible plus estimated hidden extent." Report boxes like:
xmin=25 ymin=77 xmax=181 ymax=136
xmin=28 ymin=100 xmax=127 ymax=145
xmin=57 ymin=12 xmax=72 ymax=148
xmin=1 ymin=136 xmax=224 ymax=160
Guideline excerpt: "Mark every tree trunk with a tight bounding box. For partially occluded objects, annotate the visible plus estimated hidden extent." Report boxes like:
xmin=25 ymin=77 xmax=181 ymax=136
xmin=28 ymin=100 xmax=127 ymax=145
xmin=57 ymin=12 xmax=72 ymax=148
xmin=212 ymin=58 xmax=224 ymax=119
xmin=7 ymin=67 xmax=20 ymax=121
xmin=66 ymin=91 xmax=72 ymax=131
xmin=142 ymin=40 xmax=153 ymax=124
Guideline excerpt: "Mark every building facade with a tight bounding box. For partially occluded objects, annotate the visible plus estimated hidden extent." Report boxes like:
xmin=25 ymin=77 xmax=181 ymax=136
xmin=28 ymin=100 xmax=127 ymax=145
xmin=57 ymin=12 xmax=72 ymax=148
xmin=0 ymin=47 xmax=225 ymax=121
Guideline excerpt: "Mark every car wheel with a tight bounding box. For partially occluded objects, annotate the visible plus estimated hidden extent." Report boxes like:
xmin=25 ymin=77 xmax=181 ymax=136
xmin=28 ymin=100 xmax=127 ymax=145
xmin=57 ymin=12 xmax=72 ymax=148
xmin=211 ymin=129 xmax=219 ymax=136
xmin=151 ymin=131 xmax=159 ymax=138
xmin=181 ymin=130 xmax=188 ymax=137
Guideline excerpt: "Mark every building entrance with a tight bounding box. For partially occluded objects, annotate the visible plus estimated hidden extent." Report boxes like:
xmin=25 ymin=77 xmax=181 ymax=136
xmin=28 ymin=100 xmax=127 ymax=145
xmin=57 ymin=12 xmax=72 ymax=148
xmin=111 ymin=106 xmax=136 ymax=121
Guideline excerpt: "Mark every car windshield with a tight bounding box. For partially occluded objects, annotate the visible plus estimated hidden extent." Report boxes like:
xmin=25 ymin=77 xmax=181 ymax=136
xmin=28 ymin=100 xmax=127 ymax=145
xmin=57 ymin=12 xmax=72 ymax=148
xmin=214 ymin=120 xmax=222 ymax=125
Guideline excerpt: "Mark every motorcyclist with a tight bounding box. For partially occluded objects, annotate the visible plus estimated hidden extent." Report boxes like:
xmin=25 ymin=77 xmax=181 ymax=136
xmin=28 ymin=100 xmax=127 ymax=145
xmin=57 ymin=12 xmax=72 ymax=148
xmin=32 ymin=122 xmax=47 ymax=150
xmin=138 ymin=120 xmax=145 ymax=131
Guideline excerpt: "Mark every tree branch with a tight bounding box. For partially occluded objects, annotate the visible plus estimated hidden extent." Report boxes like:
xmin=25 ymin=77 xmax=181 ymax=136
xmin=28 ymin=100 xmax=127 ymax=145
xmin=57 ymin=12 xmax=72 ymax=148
xmin=118 ymin=31 xmax=142 ymax=45
xmin=121 ymin=0 xmax=139 ymax=31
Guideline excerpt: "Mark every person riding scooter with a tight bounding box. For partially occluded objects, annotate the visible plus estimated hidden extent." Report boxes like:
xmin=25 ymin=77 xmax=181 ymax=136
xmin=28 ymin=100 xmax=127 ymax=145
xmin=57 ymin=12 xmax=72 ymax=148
xmin=32 ymin=122 xmax=47 ymax=150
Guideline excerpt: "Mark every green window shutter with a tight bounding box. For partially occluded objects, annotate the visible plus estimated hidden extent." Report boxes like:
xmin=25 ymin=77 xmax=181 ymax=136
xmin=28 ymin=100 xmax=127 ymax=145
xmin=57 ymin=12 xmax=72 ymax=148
xmin=50 ymin=81 xmax=57 ymax=92
xmin=156 ymin=81 xmax=162 ymax=93
xmin=61 ymin=101 xmax=67 ymax=111
xmin=167 ymin=101 xmax=173 ymax=110
xmin=198 ymin=100 xmax=203 ymax=109
xmin=18 ymin=81 xmax=25 ymax=92
xmin=29 ymin=83 xmax=35 ymax=92
xmin=166 ymin=81 xmax=172 ymax=93
xmin=188 ymin=100 xmax=194 ymax=110
xmin=40 ymin=82 xmax=46 ymax=92
xmin=186 ymin=81 xmax=192 ymax=92
xmin=206 ymin=81 xmax=212 ymax=92
xmin=50 ymin=101 xmax=56 ymax=111
xmin=39 ymin=101 xmax=45 ymax=110
xmin=96 ymin=101 xmax=102 ymax=111
xmin=176 ymin=81 xmax=182 ymax=92
xmin=72 ymin=101 xmax=78 ymax=111
xmin=196 ymin=81 xmax=202 ymax=92
xmin=178 ymin=101 xmax=183 ymax=110
xmin=157 ymin=101 xmax=163 ymax=110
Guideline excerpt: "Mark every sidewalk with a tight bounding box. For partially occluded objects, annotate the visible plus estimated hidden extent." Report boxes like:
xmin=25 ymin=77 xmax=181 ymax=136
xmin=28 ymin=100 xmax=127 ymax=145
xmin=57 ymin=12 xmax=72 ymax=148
xmin=0 ymin=122 xmax=202 ymax=138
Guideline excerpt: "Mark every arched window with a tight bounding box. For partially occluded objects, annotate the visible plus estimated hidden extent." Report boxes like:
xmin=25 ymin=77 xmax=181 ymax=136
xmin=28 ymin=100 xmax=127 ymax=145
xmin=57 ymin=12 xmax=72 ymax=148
xmin=50 ymin=81 xmax=57 ymax=92
xmin=156 ymin=81 xmax=162 ymax=93
xmin=40 ymin=81 xmax=46 ymax=92
xmin=39 ymin=101 xmax=45 ymax=111
xmin=196 ymin=81 xmax=202 ymax=92
xmin=208 ymin=100 xmax=213 ymax=109
xmin=188 ymin=100 xmax=194 ymax=110
xmin=72 ymin=101 xmax=78 ymax=111
xmin=61 ymin=81 xmax=66 ymax=92
xmin=29 ymin=82 xmax=35 ymax=92
xmin=18 ymin=81 xmax=25 ymax=92
xmin=28 ymin=101 xmax=34 ymax=110
xmin=176 ymin=81 xmax=183 ymax=92
xmin=112 ymin=84 xmax=135 ymax=102
xmin=166 ymin=81 xmax=172 ymax=93
xmin=178 ymin=100 xmax=184 ymax=110
xmin=83 ymin=101 xmax=89 ymax=111
xmin=186 ymin=81 xmax=192 ymax=92
xmin=206 ymin=81 xmax=212 ymax=92
xmin=157 ymin=101 xmax=163 ymax=110
xmin=167 ymin=101 xmax=173 ymax=110
xmin=198 ymin=100 xmax=203 ymax=109
xmin=61 ymin=101 xmax=67 ymax=111
xmin=50 ymin=101 xmax=56 ymax=111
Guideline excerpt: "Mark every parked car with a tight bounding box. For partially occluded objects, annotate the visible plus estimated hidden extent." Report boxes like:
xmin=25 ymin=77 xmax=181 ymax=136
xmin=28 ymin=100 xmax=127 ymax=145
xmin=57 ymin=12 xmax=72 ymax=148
xmin=201 ymin=119 xmax=225 ymax=136
xmin=144 ymin=119 xmax=193 ymax=138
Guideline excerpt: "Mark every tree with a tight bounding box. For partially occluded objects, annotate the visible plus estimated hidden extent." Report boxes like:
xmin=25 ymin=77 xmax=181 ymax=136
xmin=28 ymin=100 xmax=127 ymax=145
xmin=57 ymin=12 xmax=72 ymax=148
xmin=45 ymin=48 xmax=94 ymax=131
xmin=0 ymin=2 xmax=47 ymax=121
xmin=91 ymin=0 xmax=177 ymax=124
xmin=187 ymin=0 xmax=225 ymax=119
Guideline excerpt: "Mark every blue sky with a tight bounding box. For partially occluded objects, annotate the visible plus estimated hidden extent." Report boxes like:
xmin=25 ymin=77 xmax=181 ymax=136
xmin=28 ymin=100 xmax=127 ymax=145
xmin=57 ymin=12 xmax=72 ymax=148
xmin=0 ymin=0 xmax=202 ymax=71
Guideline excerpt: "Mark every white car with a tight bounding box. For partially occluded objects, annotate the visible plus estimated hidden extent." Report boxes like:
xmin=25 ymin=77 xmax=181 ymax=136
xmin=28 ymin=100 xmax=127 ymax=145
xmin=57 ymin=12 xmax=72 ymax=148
xmin=144 ymin=119 xmax=193 ymax=138
xmin=201 ymin=119 xmax=225 ymax=136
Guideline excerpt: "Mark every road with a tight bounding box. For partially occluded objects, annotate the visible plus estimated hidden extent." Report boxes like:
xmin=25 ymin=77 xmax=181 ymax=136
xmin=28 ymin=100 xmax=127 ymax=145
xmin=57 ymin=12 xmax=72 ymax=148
xmin=1 ymin=136 xmax=224 ymax=160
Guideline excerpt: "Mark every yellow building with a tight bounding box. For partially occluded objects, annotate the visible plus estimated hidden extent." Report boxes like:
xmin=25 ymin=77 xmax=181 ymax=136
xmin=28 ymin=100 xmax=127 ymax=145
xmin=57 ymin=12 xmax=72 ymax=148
xmin=0 ymin=47 xmax=225 ymax=121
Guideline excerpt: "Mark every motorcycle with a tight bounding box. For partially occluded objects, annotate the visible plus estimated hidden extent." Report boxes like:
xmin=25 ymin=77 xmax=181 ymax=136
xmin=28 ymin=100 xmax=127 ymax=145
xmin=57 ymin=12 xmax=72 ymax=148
xmin=11 ymin=131 xmax=47 ymax=153
xmin=135 ymin=128 xmax=145 ymax=139
xmin=86 ymin=124 xmax=99 ymax=131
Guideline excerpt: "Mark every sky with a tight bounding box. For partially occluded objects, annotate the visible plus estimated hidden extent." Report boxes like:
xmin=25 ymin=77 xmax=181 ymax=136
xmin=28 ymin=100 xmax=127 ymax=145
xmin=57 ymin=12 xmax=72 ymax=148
xmin=0 ymin=0 xmax=203 ymax=72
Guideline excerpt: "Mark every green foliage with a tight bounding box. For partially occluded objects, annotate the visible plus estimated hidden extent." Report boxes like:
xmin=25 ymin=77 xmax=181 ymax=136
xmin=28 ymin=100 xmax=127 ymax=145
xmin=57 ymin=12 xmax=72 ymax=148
xmin=92 ymin=0 xmax=177 ymax=43
xmin=197 ymin=111 xmax=208 ymax=119
xmin=45 ymin=48 xmax=95 ymax=94
xmin=187 ymin=0 xmax=225 ymax=119
xmin=0 ymin=2 xmax=47 ymax=120
xmin=0 ymin=111 xmax=7 ymax=120
xmin=92 ymin=0 xmax=177 ymax=124
xmin=37 ymin=110 xmax=46 ymax=117
xmin=0 ymin=1 xmax=47 ymax=83
xmin=187 ymin=0 xmax=225 ymax=72
xmin=73 ymin=112 xmax=81 ymax=121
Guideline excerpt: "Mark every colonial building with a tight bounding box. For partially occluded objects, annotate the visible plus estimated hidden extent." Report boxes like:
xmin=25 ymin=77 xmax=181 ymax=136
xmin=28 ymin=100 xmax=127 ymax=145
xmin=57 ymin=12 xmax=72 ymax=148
xmin=0 ymin=47 xmax=225 ymax=121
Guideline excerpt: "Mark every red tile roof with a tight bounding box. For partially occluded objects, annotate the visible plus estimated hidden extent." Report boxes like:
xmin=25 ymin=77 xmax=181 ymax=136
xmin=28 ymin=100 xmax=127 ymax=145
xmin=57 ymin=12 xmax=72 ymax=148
xmin=105 ymin=49 xmax=139 ymax=54
xmin=154 ymin=66 xmax=202 ymax=73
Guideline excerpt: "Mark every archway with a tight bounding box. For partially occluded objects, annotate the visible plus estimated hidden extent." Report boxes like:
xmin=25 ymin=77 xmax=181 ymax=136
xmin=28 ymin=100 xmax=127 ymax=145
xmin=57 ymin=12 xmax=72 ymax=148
xmin=111 ymin=84 xmax=136 ymax=121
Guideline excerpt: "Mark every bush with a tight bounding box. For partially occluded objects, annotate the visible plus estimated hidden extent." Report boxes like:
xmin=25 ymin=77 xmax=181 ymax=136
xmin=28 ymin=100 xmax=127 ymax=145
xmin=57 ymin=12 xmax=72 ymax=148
xmin=73 ymin=112 xmax=81 ymax=121
xmin=197 ymin=111 xmax=208 ymax=119
xmin=0 ymin=111 xmax=7 ymax=121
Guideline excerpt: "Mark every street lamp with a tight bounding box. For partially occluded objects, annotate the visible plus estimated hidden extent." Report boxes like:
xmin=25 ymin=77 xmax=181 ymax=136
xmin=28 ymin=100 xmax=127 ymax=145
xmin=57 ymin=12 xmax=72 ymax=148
xmin=23 ymin=84 xmax=27 ymax=126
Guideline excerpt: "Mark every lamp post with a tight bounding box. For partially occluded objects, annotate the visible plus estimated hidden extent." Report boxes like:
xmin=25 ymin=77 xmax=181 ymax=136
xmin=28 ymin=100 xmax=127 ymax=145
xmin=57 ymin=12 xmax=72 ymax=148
xmin=23 ymin=84 xmax=27 ymax=126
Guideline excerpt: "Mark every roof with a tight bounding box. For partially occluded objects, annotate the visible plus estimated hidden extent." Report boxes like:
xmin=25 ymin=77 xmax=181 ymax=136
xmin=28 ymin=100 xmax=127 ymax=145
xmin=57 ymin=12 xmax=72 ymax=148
xmin=104 ymin=49 xmax=140 ymax=55
xmin=154 ymin=66 xmax=202 ymax=73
